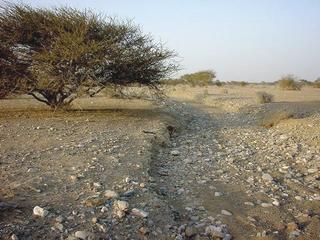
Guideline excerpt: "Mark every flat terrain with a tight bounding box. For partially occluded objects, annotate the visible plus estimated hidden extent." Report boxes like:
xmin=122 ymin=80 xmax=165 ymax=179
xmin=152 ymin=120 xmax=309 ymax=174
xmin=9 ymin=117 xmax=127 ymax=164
xmin=0 ymin=86 xmax=320 ymax=240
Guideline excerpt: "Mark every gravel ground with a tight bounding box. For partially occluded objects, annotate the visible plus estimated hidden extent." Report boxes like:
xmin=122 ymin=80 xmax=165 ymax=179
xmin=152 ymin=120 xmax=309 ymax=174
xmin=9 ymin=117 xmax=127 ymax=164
xmin=0 ymin=89 xmax=320 ymax=239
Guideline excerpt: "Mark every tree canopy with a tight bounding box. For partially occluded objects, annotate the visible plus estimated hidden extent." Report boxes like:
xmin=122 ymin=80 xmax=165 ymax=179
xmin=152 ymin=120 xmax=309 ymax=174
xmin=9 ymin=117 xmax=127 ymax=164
xmin=0 ymin=4 xmax=177 ymax=108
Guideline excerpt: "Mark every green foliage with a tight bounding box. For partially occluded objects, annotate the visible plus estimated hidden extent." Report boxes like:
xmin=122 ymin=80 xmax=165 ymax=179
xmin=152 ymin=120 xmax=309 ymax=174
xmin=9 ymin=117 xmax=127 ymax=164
xmin=180 ymin=70 xmax=216 ymax=87
xmin=0 ymin=4 xmax=177 ymax=108
xmin=277 ymin=75 xmax=301 ymax=90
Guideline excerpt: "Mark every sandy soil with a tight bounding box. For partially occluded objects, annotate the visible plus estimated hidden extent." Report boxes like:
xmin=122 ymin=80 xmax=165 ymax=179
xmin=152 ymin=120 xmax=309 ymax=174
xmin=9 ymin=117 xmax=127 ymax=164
xmin=0 ymin=85 xmax=320 ymax=240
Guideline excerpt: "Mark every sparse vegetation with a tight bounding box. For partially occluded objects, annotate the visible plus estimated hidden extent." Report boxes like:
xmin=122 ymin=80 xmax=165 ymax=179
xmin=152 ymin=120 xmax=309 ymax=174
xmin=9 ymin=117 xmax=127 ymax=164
xmin=256 ymin=91 xmax=274 ymax=104
xmin=0 ymin=4 xmax=177 ymax=108
xmin=180 ymin=70 xmax=216 ymax=87
xmin=277 ymin=75 xmax=301 ymax=90
xmin=239 ymin=81 xmax=248 ymax=87
xmin=314 ymin=78 xmax=320 ymax=88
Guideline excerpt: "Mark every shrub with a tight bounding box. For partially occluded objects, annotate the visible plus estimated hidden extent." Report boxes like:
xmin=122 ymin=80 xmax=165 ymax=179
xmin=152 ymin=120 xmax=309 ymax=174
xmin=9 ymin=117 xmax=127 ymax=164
xmin=239 ymin=81 xmax=248 ymax=87
xmin=180 ymin=70 xmax=216 ymax=87
xmin=277 ymin=75 xmax=301 ymax=90
xmin=215 ymin=80 xmax=223 ymax=87
xmin=256 ymin=92 xmax=274 ymax=104
xmin=0 ymin=4 xmax=177 ymax=108
xmin=314 ymin=78 xmax=320 ymax=88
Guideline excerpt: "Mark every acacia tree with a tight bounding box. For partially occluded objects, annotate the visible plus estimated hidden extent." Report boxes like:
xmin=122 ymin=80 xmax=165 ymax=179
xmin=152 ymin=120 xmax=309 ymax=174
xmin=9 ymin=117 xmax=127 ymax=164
xmin=0 ymin=4 xmax=177 ymax=108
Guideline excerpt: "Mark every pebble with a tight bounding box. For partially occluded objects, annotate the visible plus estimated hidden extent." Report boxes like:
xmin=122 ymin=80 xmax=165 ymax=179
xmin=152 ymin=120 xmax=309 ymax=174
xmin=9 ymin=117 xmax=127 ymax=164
xmin=205 ymin=225 xmax=224 ymax=238
xmin=139 ymin=227 xmax=149 ymax=235
xmin=307 ymin=168 xmax=318 ymax=174
xmin=114 ymin=200 xmax=129 ymax=211
xmin=11 ymin=234 xmax=19 ymax=240
xmin=122 ymin=189 xmax=135 ymax=198
xmin=272 ymin=200 xmax=280 ymax=206
xmin=104 ymin=190 xmax=119 ymax=199
xmin=221 ymin=210 xmax=233 ymax=216
xmin=287 ymin=222 xmax=298 ymax=232
xmin=244 ymin=201 xmax=254 ymax=206
xmin=170 ymin=150 xmax=180 ymax=156
xmin=33 ymin=206 xmax=48 ymax=217
xmin=261 ymin=203 xmax=273 ymax=208
xmin=262 ymin=173 xmax=273 ymax=182
xmin=214 ymin=192 xmax=223 ymax=197
xmin=74 ymin=230 xmax=96 ymax=240
xmin=185 ymin=226 xmax=198 ymax=237
xmin=131 ymin=208 xmax=149 ymax=218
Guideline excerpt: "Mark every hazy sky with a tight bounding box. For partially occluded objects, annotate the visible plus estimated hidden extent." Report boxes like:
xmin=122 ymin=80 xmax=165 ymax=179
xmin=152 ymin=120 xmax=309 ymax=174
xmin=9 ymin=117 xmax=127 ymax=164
xmin=18 ymin=0 xmax=320 ymax=82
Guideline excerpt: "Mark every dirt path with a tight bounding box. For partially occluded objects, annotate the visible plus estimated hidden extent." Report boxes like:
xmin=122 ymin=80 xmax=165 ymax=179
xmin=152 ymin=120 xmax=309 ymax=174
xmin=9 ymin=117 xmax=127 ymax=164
xmin=150 ymin=99 xmax=320 ymax=240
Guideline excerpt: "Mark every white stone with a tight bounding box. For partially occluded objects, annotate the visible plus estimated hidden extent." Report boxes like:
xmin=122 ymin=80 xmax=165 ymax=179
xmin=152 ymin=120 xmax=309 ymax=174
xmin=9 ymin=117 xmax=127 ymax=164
xmin=74 ymin=231 xmax=95 ymax=240
xmin=215 ymin=192 xmax=223 ymax=197
xmin=170 ymin=150 xmax=180 ymax=156
xmin=104 ymin=190 xmax=119 ymax=199
xmin=272 ymin=200 xmax=280 ymax=206
xmin=221 ymin=210 xmax=233 ymax=216
xmin=261 ymin=203 xmax=273 ymax=208
xmin=33 ymin=206 xmax=48 ymax=217
xmin=114 ymin=200 xmax=129 ymax=211
xmin=131 ymin=208 xmax=149 ymax=218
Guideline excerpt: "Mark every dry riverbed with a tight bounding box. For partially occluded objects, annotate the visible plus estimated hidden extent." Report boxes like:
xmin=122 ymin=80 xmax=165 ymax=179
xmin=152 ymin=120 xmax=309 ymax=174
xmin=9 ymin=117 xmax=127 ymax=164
xmin=1 ymin=86 xmax=320 ymax=240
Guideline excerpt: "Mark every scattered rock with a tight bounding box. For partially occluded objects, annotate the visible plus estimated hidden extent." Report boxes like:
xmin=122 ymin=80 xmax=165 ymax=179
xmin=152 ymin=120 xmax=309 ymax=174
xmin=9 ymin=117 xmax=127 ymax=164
xmin=104 ymin=190 xmax=119 ymax=199
xmin=131 ymin=208 xmax=149 ymax=218
xmin=74 ymin=230 xmax=96 ymax=240
xmin=261 ymin=203 xmax=273 ymax=208
xmin=221 ymin=209 xmax=233 ymax=216
xmin=215 ymin=192 xmax=223 ymax=197
xmin=262 ymin=173 xmax=273 ymax=182
xmin=272 ymin=200 xmax=280 ymax=206
xmin=11 ymin=234 xmax=19 ymax=240
xmin=33 ymin=206 xmax=48 ymax=217
xmin=84 ymin=197 xmax=105 ymax=207
xmin=114 ymin=200 xmax=129 ymax=211
xmin=139 ymin=227 xmax=149 ymax=235
xmin=170 ymin=150 xmax=180 ymax=156
xmin=185 ymin=225 xmax=198 ymax=237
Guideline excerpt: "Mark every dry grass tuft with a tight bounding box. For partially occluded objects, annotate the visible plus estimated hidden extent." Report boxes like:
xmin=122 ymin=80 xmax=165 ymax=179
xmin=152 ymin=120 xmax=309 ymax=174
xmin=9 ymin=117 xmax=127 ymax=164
xmin=256 ymin=92 xmax=274 ymax=104
xmin=278 ymin=75 xmax=301 ymax=90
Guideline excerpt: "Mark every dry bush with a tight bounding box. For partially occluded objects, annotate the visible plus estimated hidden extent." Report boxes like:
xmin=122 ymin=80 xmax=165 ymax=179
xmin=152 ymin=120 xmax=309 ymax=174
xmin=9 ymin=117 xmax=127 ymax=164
xmin=278 ymin=75 xmax=301 ymax=90
xmin=239 ymin=81 xmax=248 ymax=87
xmin=256 ymin=92 xmax=274 ymax=104
xmin=314 ymin=78 xmax=320 ymax=88
xmin=0 ymin=4 xmax=177 ymax=108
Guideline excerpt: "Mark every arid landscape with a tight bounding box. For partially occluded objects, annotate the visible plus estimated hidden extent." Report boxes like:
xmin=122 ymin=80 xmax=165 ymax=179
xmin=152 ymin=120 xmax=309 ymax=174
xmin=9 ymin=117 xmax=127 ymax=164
xmin=1 ymin=1 xmax=320 ymax=239
xmin=1 ymin=85 xmax=319 ymax=240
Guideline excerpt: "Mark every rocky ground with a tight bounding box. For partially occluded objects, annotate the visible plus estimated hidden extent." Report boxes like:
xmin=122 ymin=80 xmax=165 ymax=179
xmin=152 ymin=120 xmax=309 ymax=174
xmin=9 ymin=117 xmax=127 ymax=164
xmin=0 ymin=87 xmax=320 ymax=239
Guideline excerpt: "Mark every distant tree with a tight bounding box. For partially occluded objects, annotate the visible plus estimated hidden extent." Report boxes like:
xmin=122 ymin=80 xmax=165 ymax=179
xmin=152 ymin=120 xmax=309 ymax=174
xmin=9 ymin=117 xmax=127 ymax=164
xmin=180 ymin=70 xmax=216 ymax=87
xmin=0 ymin=4 xmax=177 ymax=108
